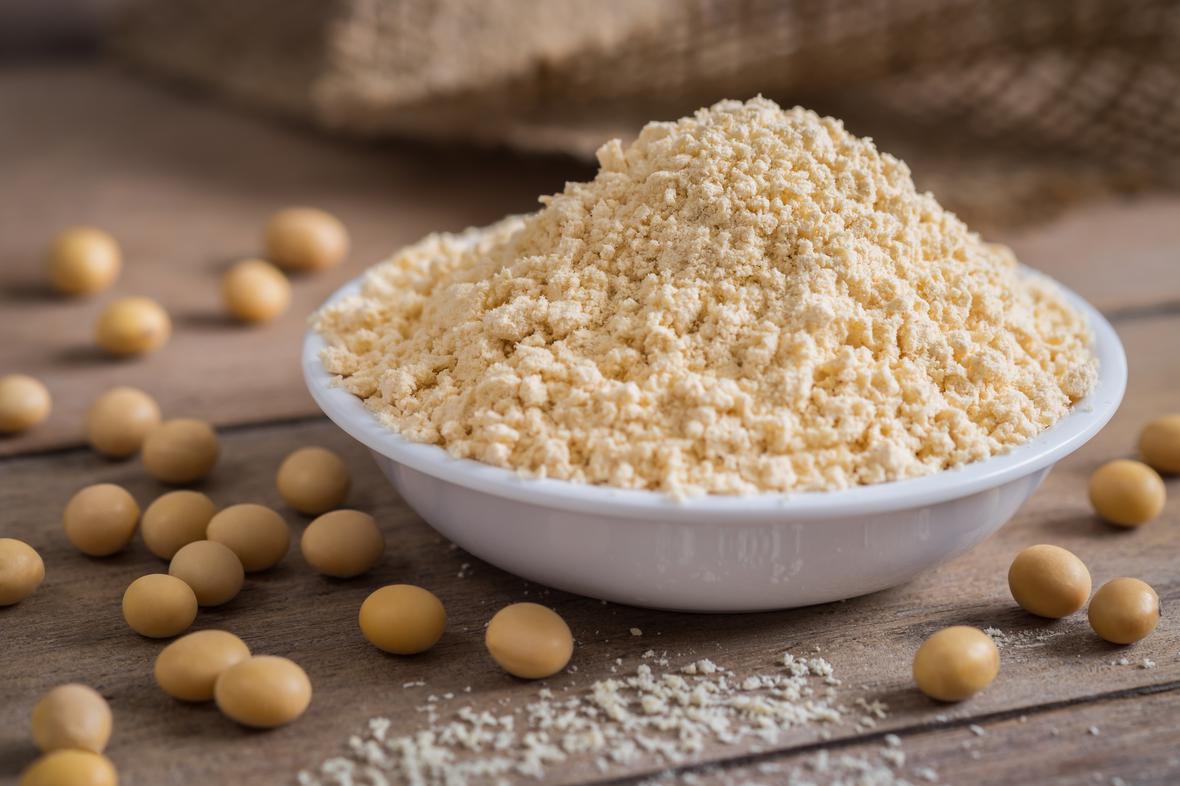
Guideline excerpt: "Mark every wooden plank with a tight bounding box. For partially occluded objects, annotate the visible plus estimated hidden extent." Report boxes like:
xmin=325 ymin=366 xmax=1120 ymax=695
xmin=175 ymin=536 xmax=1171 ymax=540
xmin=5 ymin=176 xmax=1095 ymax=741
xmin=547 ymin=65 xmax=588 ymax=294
xmin=3 ymin=65 xmax=1180 ymax=460
xmin=1005 ymin=196 xmax=1180 ymax=318
xmin=1 ymin=311 xmax=1178 ymax=785
xmin=0 ymin=63 xmax=591 ymax=457
xmin=883 ymin=688 xmax=1180 ymax=786
xmin=659 ymin=688 xmax=1180 ymax=786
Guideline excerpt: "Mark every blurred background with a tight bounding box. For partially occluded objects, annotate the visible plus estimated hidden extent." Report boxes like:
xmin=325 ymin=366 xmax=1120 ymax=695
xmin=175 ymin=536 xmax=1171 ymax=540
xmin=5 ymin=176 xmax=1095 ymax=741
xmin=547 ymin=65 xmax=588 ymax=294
xmin=6 ymin=0 xmax=1179 ymax=229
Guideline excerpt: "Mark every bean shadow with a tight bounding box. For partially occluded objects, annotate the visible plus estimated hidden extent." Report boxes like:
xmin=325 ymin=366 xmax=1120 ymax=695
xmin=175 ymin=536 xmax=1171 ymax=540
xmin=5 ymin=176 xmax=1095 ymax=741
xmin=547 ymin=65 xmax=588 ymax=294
xmin=1030 ymin=510 xmax=1137 ymax=540
xmin=0 ymin=279 xmax=59 ymax=304
xmin=52 ymin=344 xmax=122 ymax=367
xmin=171 ymin=309 xmax=239 ymax=331
xmin=0 ymin=737 xmax=39 ymax=777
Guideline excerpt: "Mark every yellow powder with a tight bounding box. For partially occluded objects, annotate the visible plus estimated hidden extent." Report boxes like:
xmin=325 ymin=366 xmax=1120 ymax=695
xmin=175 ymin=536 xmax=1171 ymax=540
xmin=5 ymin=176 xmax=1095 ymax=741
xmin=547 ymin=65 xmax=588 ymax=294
xmin=315 ymin=97 xmax=1097 ymax=496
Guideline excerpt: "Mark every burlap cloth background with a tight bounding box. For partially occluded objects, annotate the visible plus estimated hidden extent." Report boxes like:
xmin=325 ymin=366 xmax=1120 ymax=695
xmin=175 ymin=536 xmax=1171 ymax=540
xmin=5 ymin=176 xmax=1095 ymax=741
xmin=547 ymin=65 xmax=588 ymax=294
xmin=115 ymin=0 xmax=1179 ymax=229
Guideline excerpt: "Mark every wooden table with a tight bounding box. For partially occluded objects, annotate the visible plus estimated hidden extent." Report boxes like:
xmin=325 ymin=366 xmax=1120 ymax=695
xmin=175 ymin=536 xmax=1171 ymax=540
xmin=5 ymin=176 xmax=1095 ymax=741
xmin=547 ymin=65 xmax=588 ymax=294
xmin=2 ymin=63 xmax=1180 ymax=786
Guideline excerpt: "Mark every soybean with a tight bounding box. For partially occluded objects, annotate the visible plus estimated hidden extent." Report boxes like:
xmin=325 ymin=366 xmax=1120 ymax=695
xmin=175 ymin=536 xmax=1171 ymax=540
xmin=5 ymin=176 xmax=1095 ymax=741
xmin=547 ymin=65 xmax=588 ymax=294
xmin=31 ymin=683 xmax=112 ymax=753
xmin=1088 ymin=577 xmax=1160 ymax=644
xmin=359 ymin=584 xmax=446 ymax=655
xmin=1139 ymin=414 xmax=1180 ymax=474
xmin=1007 ymin=544 xmax=1091 ymax=619
xmin=141 ymin=490 xmax=217 ymax=560
xmin=1088 ymin=459 xmax=1166 ymax=527
xmin=214 ymin=655 xmax=312 ymax=728
xmin=205 ymin=503 xmax=290 ymax=572
xmin=0 ymin=374 xmax=51 ymax=434
xmin=169 ymin=540 xmax=244 ymax=606
xmin=122 ymin=574 xmax=198 ymax=638
xmin=222 ymin=259 xmax=290 ymax=323
xmin=86 ymin=386 xmax=161 ymax=458
xmin=63 ymin=483 xmax=140 ymax=557
xmin=301 ymin=510 xmax=383 ymax=578
xmin=142 ymin=418 xmax=219 ymax=484
xmin=912 ymin=626 xmax=999 ymax=702
xmin=47 ymin=226 xmax=121 ymax=296
xmin=276 ymin=446 xmax=350 ymax=515
xmin=265 ymin=207 xmax=349 ymax=271
xmin=95 ymin=296 xmax=171 ymax=356
xmin=20 ymin=750 xmax=117 ymax=786
xmin=485 ymin=603 xmax=573 ymax=680
xmin=0 ymin=538 xmax=44 ymax=605
xmin=155 ymin=629 xmax=251 ymax=702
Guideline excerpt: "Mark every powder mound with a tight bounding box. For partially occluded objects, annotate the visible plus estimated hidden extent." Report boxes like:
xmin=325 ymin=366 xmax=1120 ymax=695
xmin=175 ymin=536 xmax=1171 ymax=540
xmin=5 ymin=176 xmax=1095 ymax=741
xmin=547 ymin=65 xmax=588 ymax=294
xmin=315 ymin=97 xmax=1097 ymax=496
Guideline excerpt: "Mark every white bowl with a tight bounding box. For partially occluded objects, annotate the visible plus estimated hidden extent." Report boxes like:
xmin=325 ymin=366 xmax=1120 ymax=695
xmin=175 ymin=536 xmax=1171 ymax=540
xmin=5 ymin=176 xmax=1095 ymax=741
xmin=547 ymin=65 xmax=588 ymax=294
xmin=304 ymin=272 xmax=1125 ymax=612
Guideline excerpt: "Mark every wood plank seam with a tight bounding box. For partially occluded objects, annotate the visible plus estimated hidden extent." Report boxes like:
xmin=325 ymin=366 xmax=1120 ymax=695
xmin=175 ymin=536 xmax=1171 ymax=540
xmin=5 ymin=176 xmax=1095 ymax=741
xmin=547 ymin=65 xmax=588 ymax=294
xmin=588 ymin=679 xmax=1180 ymax=785
xmin=0 ymin=413 xmax=331 ymax=466
xmin=1100 ymin=299 xmax=1180 ymax=323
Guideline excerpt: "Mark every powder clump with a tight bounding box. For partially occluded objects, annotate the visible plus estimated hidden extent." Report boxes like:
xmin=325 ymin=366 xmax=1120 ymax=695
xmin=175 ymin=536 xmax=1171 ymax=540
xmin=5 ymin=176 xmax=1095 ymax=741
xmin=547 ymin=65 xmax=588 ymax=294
xmin=315 ymin=97 xmax=1096 ymax=496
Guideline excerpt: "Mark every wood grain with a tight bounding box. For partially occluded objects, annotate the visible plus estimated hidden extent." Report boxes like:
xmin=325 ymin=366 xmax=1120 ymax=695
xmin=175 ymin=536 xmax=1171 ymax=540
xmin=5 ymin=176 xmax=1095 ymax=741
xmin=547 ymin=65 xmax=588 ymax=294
xmin=660 ymin=689 xmax=1180 ymax=786
xmin=1006 ymin=197 xmax=1180 ymax=318
xmin=1 ymin=310 xmax=1178 ymax=786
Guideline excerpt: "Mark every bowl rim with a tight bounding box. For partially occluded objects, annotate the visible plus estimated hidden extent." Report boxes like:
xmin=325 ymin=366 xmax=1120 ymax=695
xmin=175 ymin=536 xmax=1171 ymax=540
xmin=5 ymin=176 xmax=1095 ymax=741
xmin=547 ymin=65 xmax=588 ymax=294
xmin=303 ymin=267 xmax=1126 ymax=522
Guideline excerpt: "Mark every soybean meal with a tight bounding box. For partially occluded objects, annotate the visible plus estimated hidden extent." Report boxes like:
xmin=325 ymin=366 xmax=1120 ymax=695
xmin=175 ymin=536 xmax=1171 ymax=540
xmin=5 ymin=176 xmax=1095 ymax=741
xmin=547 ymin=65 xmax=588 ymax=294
xmin=315 ymin=97 xmax=1097 ymax=496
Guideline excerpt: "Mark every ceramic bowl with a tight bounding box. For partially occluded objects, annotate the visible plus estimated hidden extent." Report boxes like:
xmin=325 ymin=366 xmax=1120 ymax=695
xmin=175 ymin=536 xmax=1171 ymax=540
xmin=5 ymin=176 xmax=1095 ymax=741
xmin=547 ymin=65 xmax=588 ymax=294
xmin=304 ymin=272 xmax=1125 ymax=611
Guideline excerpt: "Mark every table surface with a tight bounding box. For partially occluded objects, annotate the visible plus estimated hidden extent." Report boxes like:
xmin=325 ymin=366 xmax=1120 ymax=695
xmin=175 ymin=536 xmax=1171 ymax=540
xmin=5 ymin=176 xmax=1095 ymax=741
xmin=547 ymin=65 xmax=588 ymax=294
xmin=2 ymin=63 xmax=1180 ymax=786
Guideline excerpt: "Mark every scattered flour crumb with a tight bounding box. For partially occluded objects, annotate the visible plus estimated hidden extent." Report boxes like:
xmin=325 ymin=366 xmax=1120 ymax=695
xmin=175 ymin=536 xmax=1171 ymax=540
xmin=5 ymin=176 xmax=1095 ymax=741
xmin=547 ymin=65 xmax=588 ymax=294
xmin=984 ymin=627 xmax=1008 ymax=647
xmin=985 ymin=625 xmax=1067 ymax=650
xmin=297 ymin=652 xmax=852 ymax=786
xmin=880 ymin=745 xmax=906 ymax=768
xmin=682 ymin=658 xmax=718 ymax=676
xmin=638 ymin=744 xmax=929 ymax=786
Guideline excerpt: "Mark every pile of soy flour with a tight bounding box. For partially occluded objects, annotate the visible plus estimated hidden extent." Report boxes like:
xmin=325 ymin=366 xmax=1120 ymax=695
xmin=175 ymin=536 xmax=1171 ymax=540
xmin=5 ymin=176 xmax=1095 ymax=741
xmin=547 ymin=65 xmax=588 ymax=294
xmin=316 ymin=97 xmax=1096 ymax=496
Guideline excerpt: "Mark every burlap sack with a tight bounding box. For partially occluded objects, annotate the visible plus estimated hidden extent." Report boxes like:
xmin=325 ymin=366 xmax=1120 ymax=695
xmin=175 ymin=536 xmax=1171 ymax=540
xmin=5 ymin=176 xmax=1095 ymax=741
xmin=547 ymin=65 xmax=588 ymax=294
xmin=115 ymin=0 xmax=1179 ymax=227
